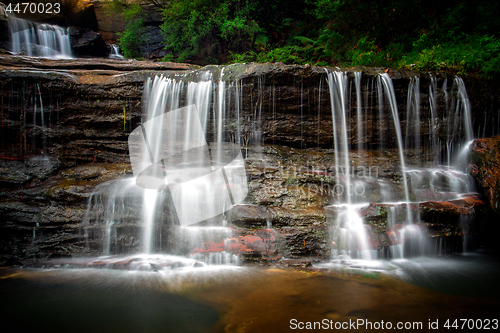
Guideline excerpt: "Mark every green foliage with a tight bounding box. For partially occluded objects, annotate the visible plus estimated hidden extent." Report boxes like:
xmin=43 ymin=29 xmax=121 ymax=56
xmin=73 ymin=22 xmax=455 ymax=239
xmin=104 ymin=0 xmax=500 ymax=79
xmin=399 ymin=34 xmax=500 ymax=78
xmin=228 ymin=46 xmax=306 ymax=64
xmin=160 ymin=0 xmax=266 ymax=63
xmin=348 ymin=37 xmax=386 ymax=67
xmin=256 ymin=46 xmax=305 ymax=63
xmin=118 ymin=4 xmax=144 ymax=59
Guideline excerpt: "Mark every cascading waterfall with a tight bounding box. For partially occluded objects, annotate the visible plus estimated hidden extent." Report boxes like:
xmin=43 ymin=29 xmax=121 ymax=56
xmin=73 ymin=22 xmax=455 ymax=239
xmin=109 ymin=44 xmax=124 ymax=59
xmin=323 ymin=70 xmax=475 ymax=260
xmin=8 ymin=16 xmax=72 ymax=58
xmin=84 ymin=69 xmax=248 ymax=264
xmin=82 ymin=64 xmax=477 ymax=264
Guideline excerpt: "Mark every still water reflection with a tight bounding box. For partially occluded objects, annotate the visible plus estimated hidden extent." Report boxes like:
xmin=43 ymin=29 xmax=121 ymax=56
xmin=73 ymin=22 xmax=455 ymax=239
xmin=1 ymin=254 xmax=499 ymax=333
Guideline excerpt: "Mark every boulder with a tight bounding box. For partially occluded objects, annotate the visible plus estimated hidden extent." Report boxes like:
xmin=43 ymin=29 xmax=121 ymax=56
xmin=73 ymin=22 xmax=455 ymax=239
xmin=69 ymin=27 xmax=109 ymax=57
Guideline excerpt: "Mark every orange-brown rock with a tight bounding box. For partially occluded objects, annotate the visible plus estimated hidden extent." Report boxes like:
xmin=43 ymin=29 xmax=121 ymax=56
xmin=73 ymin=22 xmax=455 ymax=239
xmin=469 ymin=136 xmax=500 ymax=213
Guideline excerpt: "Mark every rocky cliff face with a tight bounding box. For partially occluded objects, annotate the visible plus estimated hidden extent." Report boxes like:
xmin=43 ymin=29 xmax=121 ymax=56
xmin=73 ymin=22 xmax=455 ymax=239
xmin=0 ymin=54 xmax=498 ymax=264
xmin=470 ymin=136 xmax=500 ymax=213
xmin=91 ymin=0 xmax=166 ymax=58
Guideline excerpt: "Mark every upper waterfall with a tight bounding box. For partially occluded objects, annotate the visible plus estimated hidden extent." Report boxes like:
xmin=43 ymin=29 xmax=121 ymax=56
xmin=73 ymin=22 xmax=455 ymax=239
xmin=8 ymin=16 xmax=72 ymax=58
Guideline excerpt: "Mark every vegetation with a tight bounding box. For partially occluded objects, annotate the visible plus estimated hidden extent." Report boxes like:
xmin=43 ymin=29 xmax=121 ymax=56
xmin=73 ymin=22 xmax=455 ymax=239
xmin=107 ymin=0 xmax=500 ymax=79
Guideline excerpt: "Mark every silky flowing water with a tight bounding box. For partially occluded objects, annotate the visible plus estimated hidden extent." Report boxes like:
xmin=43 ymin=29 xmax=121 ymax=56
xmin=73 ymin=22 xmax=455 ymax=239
xmin=8 ymin=16 xmax=72 ymax=58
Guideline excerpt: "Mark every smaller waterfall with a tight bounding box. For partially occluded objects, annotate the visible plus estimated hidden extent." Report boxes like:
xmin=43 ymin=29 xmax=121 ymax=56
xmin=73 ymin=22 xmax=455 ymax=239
xmin=109 ymin=44 xmax=124 ymax=59
xmin=8 ymin=16 xmax=72 ymax=58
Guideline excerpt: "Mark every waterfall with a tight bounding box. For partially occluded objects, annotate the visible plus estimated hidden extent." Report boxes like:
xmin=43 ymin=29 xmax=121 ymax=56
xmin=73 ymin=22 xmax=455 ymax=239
xmin=109 ymin=44 xmax=124 ymax=59
xmin=378 ymin=73 xmax=412 ymax=223
xmin=428 ymin=75 xmax=439 ymax=161
xmin=354 ymin=72 xmax=363 ymax=154
xmin=8 ymin=16 xmax=72 ymax=58
xmin=80 ymin=64 xmax=477 ymax=262
xmin=115 ymin=69 xmax=247 ymax=259
xmin=325 ymin=70 xmax=373 ymax=260
xmin=405 ymin=77 xmax=420 ymax=155
xmin=325 ymin=70 xmax=351 ymax=203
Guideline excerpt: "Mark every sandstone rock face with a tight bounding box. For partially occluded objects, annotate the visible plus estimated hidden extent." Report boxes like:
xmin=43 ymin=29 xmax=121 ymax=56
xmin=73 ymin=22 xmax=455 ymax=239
xmin=60 ymin=0 xmax=98 ymax=30
xmin=91 ymin=1 xmax=166 ymax=56
xmin=91 ymin=0 xmax=124 ymax=36
xmin=470 ymin=136 xmax=500 ymax=213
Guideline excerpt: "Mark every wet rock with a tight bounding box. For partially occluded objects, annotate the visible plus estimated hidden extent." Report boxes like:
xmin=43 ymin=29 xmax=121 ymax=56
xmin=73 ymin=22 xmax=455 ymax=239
xmin=0 ymin=156 xmax=60 ymax=188
xmin=0 ymin=198 xmax=42 ymax=223
xmin=278 ymin=259 xmax=312 ymax=268
xmin=282 ymin=227 xmax=330 ymax=257
xmin=228 ymin=205 xmax=270 ymax=227
xmin=0 ymin=166 xmax=32 ymax=188
xmin=469 ymin=136 xmax=500 ymax=214
xmin=59 ymin=163 xmax=132 ymax=181
xmin=0 ymin=53 xmax=199 ymax=71
xmin=420 ymin=194 xmax=485 ymax=216
xmin=40 ymin=205 xmax=86 ymax=223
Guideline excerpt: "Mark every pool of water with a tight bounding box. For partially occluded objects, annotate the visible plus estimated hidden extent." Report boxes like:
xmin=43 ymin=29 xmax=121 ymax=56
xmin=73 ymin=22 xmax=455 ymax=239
xmin=319 ymin=250 xmax=500 ymax=300
xmin=1 ymin=253 xmax=499 ymax=333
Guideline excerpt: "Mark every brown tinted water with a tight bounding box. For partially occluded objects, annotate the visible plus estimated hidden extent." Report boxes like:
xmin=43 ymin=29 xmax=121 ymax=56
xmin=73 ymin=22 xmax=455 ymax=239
xmin=1 ymin=262 xmax=498 ymax=333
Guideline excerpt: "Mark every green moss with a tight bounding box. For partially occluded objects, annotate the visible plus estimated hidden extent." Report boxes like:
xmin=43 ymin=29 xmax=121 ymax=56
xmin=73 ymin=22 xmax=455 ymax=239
xmin=377 ymin=206 xmax=388 ymax=217
xmin=285 ymin=177 xmax=299 ymax=186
